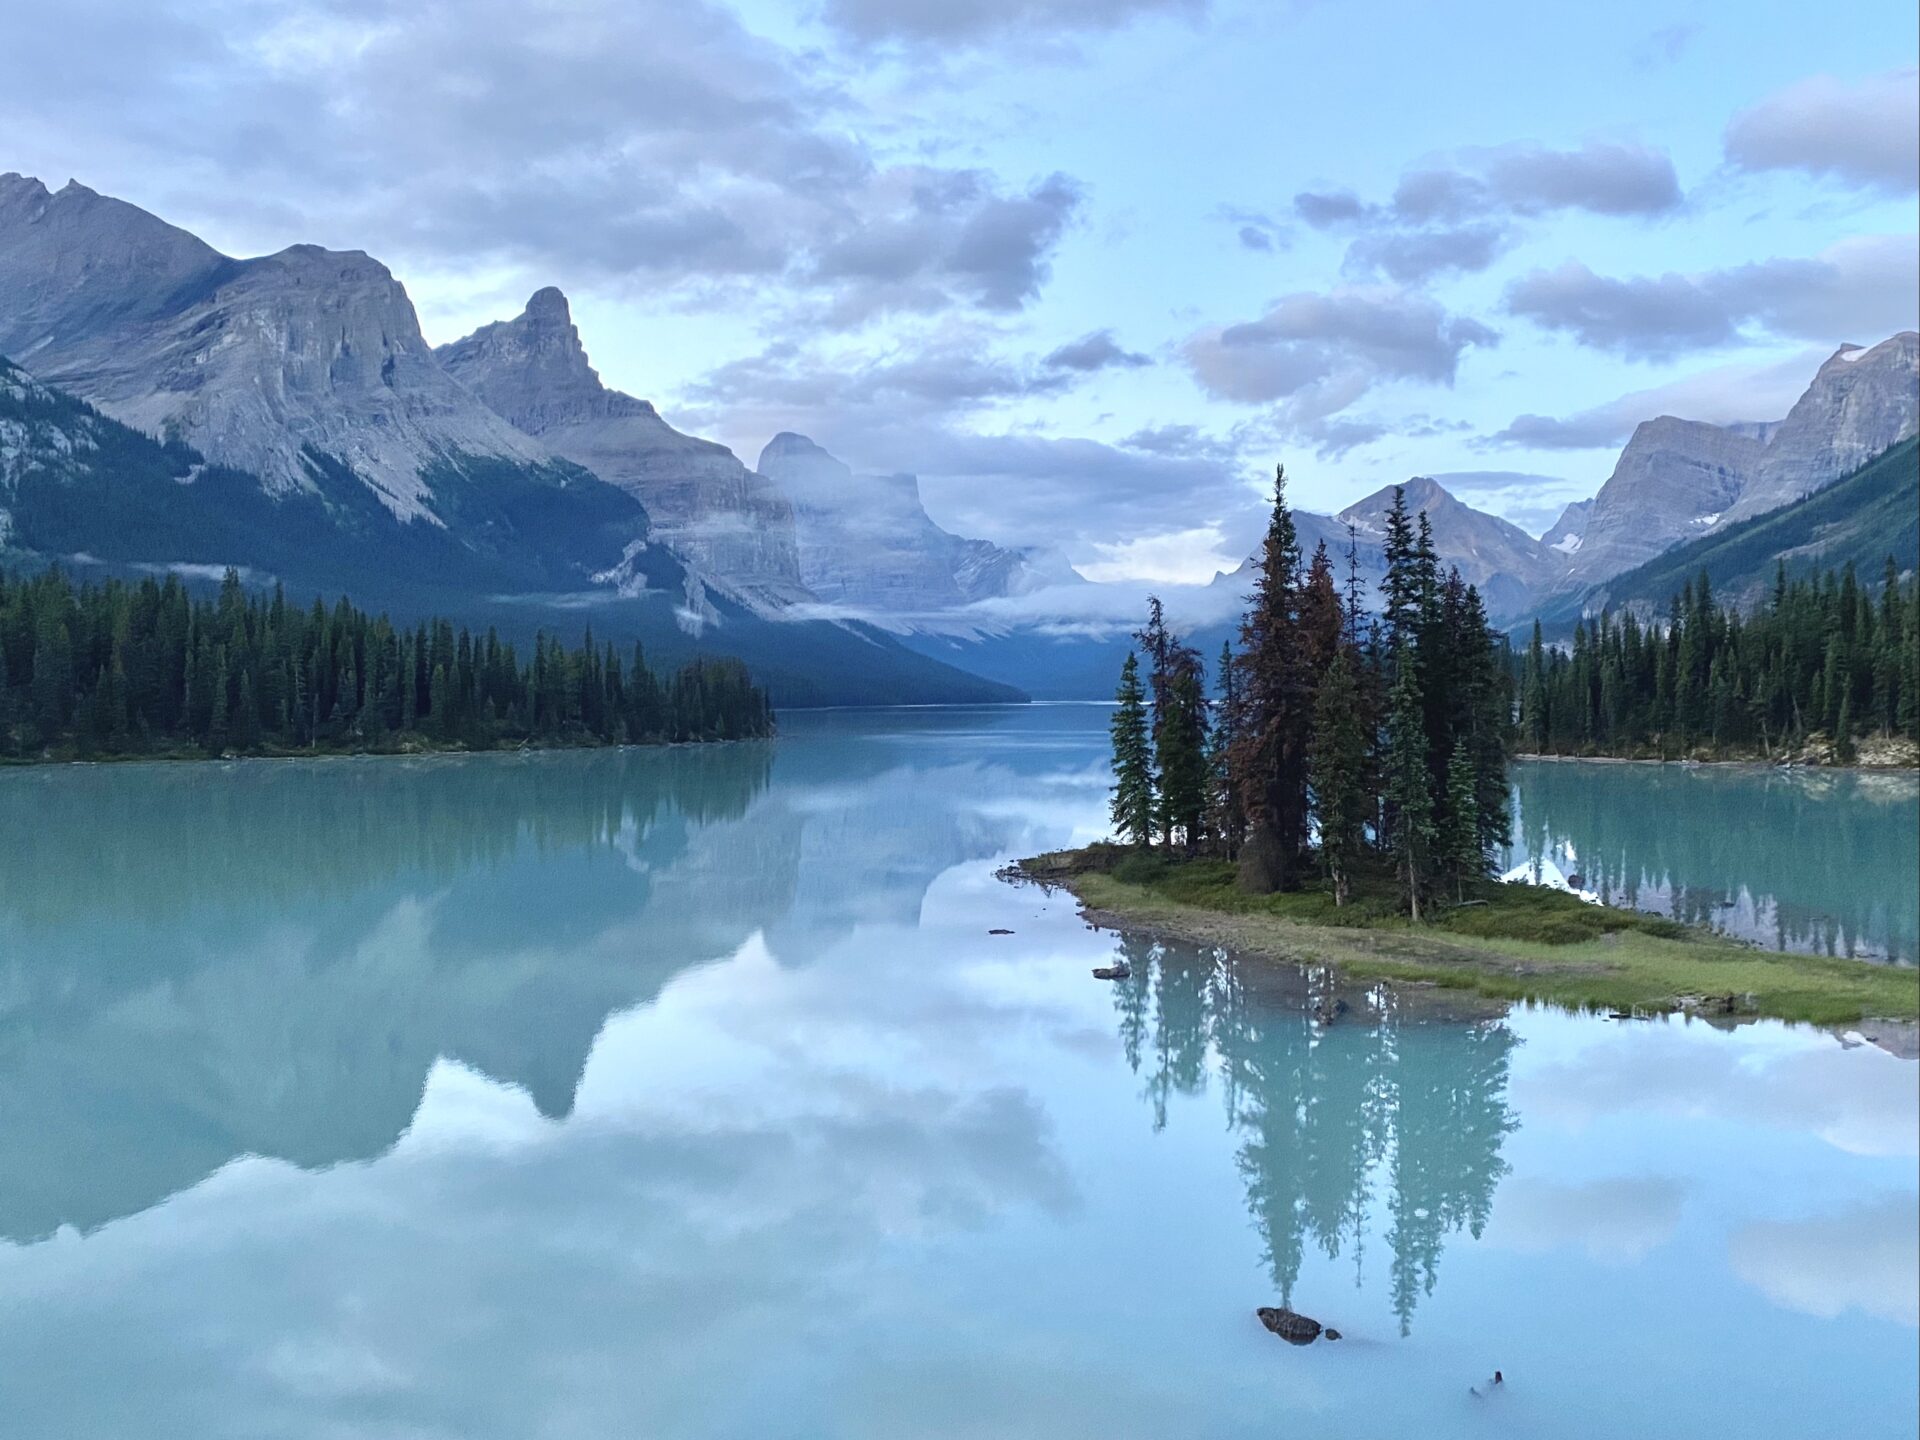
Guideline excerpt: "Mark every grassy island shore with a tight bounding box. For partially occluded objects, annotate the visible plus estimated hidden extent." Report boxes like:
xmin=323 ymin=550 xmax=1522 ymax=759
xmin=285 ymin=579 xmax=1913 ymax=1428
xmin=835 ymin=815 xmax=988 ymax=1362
xmin=1014 ymin=844 xmax=1919 ymax=1027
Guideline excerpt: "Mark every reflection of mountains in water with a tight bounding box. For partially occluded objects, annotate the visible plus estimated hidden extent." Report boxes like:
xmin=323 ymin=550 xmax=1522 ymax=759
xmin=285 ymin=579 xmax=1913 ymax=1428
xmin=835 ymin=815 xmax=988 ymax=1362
xmin=1108 ymin=934 xmax=1517 ymax=1335
xmin=0 ymin=726 xmax=1087 ymax=1245
xmin=1507 ymin=762 xmax=1920 ymax=964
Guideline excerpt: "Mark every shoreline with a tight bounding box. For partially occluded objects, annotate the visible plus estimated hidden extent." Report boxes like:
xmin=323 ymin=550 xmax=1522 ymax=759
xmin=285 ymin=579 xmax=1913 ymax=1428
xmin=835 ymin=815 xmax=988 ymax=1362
xmin=1008 ymin=847 xmax=1920 ymax=1032
xmin=1511 ymin=750 xmax=1919 ymax=773
xmin=0 ymin=734 xmax=774 ymax=771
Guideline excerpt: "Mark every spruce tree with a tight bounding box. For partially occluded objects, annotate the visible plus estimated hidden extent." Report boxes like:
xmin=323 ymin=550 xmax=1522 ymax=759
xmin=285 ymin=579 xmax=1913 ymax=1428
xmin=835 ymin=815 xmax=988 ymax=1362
xmin=1231 ymin=465 xmax=1310 ymax=892
xmin=1109 ymin=652 xmax=1155 ymax=846
xmin=1441 ymin=743 xmax=1480 ymax=900
xmin=1309 ymin=650 xmax=1369 ymax=907
xmin=1383 ymin=641 xmax=1435 ymax=921
xmin=1209 ymin=640 xmax=1245 ymax=858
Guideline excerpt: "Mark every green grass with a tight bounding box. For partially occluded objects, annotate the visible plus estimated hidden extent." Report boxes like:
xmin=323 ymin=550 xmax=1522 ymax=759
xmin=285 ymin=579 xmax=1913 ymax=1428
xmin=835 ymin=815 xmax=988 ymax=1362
xmin=1018 ymin=845 xmax=1919 ymax=1027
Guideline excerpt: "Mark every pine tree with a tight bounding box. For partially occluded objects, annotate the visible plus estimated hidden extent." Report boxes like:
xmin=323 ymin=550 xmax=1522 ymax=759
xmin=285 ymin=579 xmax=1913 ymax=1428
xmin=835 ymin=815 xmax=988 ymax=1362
xmin=1158 ymin=650 xmax=1212 ymax=852
xmin=1109 ymin=652 xmax=1155 ymax=846
xmin=1231 ymin=465 xmax=1310 ymax=892
xmin=1208 ymin=640 xmax=1245 ymax=858
xmin=1383 ymin=642 xmax=1435 ymax=921
xmin=1440 ymin=743 xmax=1480 ymax=901
xmin=1309 ymin=650 xmax=1369 ymax=907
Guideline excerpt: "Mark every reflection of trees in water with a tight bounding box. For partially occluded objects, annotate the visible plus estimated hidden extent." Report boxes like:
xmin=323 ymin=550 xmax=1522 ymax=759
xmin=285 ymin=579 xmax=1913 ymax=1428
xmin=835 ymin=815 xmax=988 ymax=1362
xmin=0 ymin=744 xmax=773 ymax=933
xmin=1508 ymin=762 xmax=1919 ymax=963
xmin=1114 ymin=943 xmax=1516 ymax=1333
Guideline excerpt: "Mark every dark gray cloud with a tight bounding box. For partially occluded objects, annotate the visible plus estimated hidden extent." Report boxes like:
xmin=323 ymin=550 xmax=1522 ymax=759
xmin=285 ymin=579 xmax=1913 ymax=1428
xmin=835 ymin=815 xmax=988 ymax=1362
xmin=1504 ymin=236 xmax=1918 ymax=358
xmin=1725 ymin=69 xmax=1920 ymax=195
xmin=1043 ymin=330 xmax=1151 ymax=372
xmin=1343 ymin=221 xmax=1513 ymax=284
xmin=1293 ymin=142 xmax=1681 ymax=285
xmin=0 ymin=0 xmax=1082 ymax=326
xmin=1182 ymin=288 xmax=1496 ymax=459
xmin=1293 ymin=189 xmax=1369 ymax=230
xmin=1184 ymin=288 xmax=1496 ymax=402
xmin=816 ymin=0 xmax=1205 ymax=48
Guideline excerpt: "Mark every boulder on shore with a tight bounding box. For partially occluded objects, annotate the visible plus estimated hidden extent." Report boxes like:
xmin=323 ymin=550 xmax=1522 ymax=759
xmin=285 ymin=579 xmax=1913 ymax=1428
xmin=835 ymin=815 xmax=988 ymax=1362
xmin=1256 ymin=1306 xmax=1324 ymax=1345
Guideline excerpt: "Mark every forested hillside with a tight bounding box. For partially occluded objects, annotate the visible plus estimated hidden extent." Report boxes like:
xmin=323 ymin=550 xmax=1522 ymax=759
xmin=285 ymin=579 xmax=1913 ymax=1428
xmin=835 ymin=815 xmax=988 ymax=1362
xmin=0 ymin=567 xmax=772 ymax=760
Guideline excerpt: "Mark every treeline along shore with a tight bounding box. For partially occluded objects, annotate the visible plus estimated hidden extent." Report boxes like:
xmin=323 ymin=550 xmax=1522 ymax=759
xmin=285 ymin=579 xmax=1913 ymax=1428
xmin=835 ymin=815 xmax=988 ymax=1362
xmin=1012 ymin=467 xmax=1918 ymax=1028
xmin=1516 ymin=559 xmax=1919 ymax=767
xmin=0 ymin=567 xmax=773 ymax=762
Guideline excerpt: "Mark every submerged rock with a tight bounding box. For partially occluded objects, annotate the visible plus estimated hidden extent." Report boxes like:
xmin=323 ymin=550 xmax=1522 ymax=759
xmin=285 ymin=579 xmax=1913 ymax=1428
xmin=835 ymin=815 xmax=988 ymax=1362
xmin=1092 ymin=963 xmax=1131 ymax=981
xmin=988 ymin=928 xmax=1014 ymax=935
xmin=1255 ymin=1306 xmax=1324 ymax=1345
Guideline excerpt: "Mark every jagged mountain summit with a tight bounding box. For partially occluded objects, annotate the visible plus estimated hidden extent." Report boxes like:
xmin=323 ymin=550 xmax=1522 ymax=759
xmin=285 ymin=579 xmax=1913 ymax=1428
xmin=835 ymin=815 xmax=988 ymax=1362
xmin=1557 ymin=418 xmax=1766 ymax=587
xmin=1538 ymin=331 xmax=1919 ymax=612
xmin=437 ymin=290 xmax=810 ymax=611
xmin=756 ymin=432 xmax=1077 ymax=614
xmin=0 ymin=174 xmax=571 ymax=525
xmin=1335 ymin=475 xmax=1558 ymax=621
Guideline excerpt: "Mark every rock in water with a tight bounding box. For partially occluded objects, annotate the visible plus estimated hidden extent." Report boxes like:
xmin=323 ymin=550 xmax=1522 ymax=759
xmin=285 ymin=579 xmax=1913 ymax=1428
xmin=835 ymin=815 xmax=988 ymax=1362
xmin=1091 ymin=964 xmax=1131 ymax=981
xmin=1255 ymin=1306 xmax=1324 ymax=1345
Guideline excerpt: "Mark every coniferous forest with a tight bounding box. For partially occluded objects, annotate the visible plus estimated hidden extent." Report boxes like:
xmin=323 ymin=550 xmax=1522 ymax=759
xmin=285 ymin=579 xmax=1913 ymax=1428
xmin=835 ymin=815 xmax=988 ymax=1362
xmin=1517 ymin=559 xmax=1920 ymax=761
xmin=0 ymin=567 xmax=773 ymax=761
xmin=1110 ymin=468 xmax=1513 ymax=919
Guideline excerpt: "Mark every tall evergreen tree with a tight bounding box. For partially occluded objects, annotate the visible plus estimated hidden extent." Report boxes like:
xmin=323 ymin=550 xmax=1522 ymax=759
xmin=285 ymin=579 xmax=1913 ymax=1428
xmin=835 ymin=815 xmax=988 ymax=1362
xmin=1231 ymin=465 xmax=1310 ymax=892
xmin=1109 ymin=651 xmax=1155 ymax=846
xmin=1383 ymin=642 xmax=1436 ymax=921
xmin=1309 ymin=650 xmax=1369 ymax=907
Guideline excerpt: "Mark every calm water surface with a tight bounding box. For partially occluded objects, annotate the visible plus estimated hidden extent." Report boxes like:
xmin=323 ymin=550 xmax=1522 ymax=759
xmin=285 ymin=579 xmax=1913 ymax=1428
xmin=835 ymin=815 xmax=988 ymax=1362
xmin=0 ymin=706 xmax=1914 ymax=1439
xmin=1506 ymin=759 xmax=1920 ymax=964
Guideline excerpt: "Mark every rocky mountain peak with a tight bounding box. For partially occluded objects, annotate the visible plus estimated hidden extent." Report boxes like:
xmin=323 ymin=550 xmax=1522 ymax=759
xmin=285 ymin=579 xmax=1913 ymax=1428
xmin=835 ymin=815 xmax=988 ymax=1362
xmin=439 ymin=296 xmax=808 ymax=609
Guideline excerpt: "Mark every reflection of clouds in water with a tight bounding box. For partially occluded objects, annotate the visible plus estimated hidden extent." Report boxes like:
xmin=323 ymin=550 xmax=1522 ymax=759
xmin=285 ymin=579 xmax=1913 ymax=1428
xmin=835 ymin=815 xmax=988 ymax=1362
xmin=1487 ymin=1177 xmax=1685 ymax=1264
xmin=0 ymin=1022 xmax=1079 ymax=1438
xmin=1513 ymin=1020 xmax=1919 ymax=1158
xmin=1729 ymin=1198 xmax=1919 ymax=1326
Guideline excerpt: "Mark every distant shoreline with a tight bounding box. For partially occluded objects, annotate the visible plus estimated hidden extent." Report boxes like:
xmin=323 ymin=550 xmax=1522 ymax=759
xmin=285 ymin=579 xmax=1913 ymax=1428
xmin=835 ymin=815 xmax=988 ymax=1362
xmin=1512 ymin=751 xmax=1919 ymax=773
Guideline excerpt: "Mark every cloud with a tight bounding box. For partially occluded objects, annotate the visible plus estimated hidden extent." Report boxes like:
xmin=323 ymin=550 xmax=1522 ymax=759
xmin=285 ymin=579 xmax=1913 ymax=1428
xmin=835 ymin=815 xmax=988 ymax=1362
xmin=816 ymin=0 xmax=1206 ymax=49
xmin=1729 ymin=1198 xmax=1919 ymax=1325
xmin=681 ymin=333 xmax=1262 ymax=560
xmin=1075 ymin=525 xmax=1242 ymax=583
xmin=1726 ymin=69 xmax=1920 ymax=194
xmin=1484 ymin=347 xmax=1828 ymax=450
xmin=1182 ymin=288 xmax=1496 ymax=454
xmin=0 ymin=0 xmax=1083 ymax=327
xmin=1503 ymin=235 xmax=1919 ymax=358
xmin=1343 ymin=222 xmax=1513 ymax=284
xmin=1043 ymin=330 xmax=1152 ymax=372
xmin=1294 ymin=142 xmax=1681 ymax=285
xmin=1489 ymin=1176 xmax=1686 ymax=1264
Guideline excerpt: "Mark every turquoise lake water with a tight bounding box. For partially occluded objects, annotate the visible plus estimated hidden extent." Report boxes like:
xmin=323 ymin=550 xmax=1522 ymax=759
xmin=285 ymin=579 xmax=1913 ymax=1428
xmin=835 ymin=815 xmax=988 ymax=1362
xmin=0 ymin=706 xmax=1914 ymax=1438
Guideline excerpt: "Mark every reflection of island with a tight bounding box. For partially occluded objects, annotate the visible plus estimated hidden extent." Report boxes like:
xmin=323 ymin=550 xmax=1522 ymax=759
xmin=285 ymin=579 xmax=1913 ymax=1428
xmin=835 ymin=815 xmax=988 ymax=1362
xmin=1507 ymin=762 xmax=1919 ymax=964
xmin=0 ymin=711 xmax=1099 ymax=1245
xmin=1110 ymin=936 xmax=1516 ymax=1334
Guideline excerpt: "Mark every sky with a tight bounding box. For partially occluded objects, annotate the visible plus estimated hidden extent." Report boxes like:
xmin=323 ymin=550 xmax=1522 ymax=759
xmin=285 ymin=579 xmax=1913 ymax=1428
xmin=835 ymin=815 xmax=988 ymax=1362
xmin=2 ymin=0 xmax=1916 ymax=583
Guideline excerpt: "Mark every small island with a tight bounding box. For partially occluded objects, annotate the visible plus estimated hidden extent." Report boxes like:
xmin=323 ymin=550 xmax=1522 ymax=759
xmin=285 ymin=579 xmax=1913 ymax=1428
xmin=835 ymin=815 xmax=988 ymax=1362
xmin=1014 ymin=470 xmax=1919 ymax=1030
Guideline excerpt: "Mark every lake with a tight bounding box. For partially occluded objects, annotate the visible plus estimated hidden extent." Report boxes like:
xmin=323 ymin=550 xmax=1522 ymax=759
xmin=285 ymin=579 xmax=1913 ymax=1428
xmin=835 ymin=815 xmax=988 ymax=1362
xmin=1 ymin=706 xmax=1914 ymax=1439
xmin=1507 ymin=758 xmax=1920 ymax=965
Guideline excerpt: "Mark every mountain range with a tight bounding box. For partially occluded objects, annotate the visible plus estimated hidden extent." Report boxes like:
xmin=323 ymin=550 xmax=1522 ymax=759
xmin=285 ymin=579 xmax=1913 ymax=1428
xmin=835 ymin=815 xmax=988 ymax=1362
xmin=1 ymin=170 xmax=1913 ymax=703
